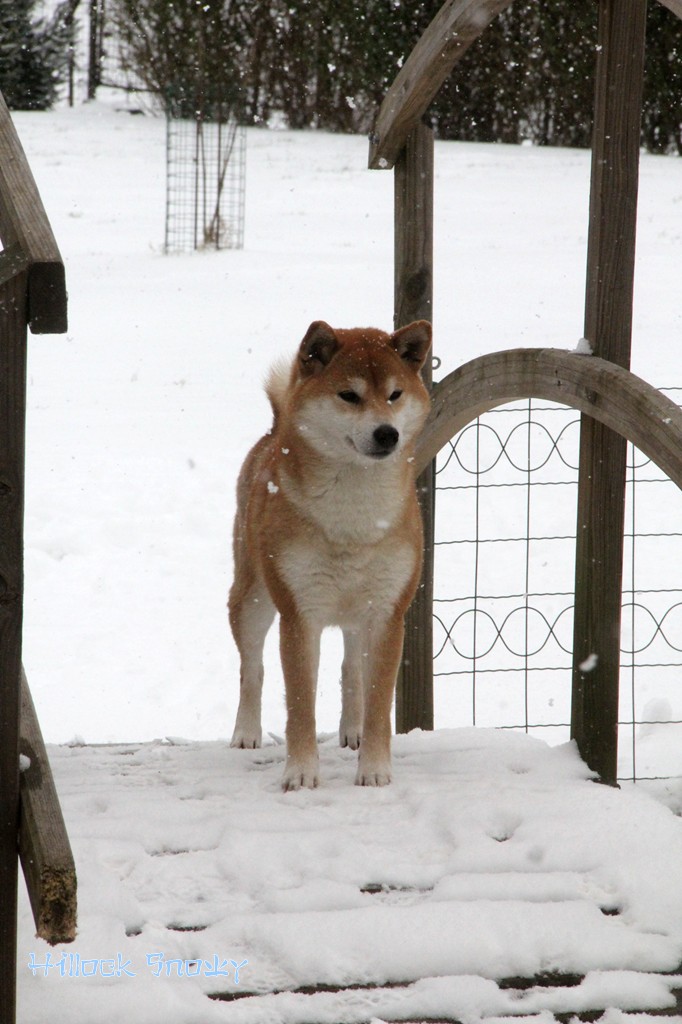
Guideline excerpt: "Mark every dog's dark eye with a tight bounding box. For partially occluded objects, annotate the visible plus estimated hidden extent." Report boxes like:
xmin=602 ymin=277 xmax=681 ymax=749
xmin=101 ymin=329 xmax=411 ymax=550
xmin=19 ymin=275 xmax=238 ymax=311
xmin=338 ymin=391 xmax=361 ymax=404
xmin=388 ymin=390 xmax=403 ymax=403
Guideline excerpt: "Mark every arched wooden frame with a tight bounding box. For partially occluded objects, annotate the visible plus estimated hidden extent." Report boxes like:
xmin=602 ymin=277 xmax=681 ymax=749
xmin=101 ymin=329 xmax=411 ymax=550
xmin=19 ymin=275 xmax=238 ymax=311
xmin=415 ymin=349 xmax=682 ymax=487
xmin=371 ymin=0 xmax=682 ymax=783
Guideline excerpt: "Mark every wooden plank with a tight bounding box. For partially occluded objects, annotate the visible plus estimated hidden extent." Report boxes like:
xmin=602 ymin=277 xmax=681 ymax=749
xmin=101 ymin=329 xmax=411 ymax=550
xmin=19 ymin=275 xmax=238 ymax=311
xmin=368 ymin=0 xmax=514 ymax=170
xmin=0 ymin=92 xmax=67 ymax=334
xmin=0 ymin=271 xmax=28 ymax=1024
xmin=571 ymin=0 xmax=648 ymax=785
xmin=416 ymin=348 xmax=682 ymax=489
xmin=394 ymin=125 xmax=435 ymax=734
xmin=19 ymin=670 xmax=77 ymax=944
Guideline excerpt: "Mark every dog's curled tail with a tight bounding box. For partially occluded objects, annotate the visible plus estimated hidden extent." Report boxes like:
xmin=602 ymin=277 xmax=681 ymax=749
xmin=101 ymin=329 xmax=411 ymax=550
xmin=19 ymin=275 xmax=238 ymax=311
xmin=265 ymin=357 xmax=292 ymax=427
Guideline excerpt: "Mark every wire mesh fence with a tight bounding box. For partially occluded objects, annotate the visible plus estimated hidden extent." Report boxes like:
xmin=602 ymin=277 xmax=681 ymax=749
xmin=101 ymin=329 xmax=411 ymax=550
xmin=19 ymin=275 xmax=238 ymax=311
xmin=433 ymin=388 xmax=682 ymax=782
xmin=165 ymin=98 xmax=246 ymax=254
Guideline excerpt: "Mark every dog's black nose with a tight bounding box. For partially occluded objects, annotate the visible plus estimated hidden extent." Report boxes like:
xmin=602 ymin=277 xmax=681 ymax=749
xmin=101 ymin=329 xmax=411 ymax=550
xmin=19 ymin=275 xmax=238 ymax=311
xmin=373 ymin=424 xmax=399 ymax=452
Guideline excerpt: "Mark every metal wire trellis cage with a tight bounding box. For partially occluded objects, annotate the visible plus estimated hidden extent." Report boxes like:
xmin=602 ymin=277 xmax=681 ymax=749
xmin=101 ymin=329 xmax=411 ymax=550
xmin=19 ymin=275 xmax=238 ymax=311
xmin=433 ymin=388 xmax=682 ymax=783
xmin=164 ymin=89 xmax=246 ymax=254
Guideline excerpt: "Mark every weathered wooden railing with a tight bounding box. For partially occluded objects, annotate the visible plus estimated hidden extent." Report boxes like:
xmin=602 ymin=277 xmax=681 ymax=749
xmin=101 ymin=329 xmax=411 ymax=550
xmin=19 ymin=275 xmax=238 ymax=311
xmin=0 ymin=90 xmax=75 ymax=1023
xmin=370 ymin=0 xmax=682 ymax=785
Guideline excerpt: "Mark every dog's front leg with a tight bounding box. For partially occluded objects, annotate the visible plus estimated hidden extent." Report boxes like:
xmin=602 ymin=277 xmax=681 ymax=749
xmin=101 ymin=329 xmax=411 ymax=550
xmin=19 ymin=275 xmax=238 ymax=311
xmin=280 ymin=612 xmax=321 ymax=791
xmin=356 ymin=612 xmax=404 ymax=786
xmin=340 ymin=629 xmax=363 ymax=750
xmin=229 ymin=579 xmax=275 ymax=749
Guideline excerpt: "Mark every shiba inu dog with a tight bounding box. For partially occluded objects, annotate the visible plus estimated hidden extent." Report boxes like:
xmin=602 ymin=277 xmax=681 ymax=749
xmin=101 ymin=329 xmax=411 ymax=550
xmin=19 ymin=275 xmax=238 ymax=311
xmin=229 ymin=319 xmax=432 ymax=789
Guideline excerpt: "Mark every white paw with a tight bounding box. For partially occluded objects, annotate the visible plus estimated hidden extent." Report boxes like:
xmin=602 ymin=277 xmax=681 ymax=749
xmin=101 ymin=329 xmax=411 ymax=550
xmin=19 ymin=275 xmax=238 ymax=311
xmin=230 ymin=727 xmax=262 ymax=749
xmin=282 ymin=757 xmax=319 ymax=791
xmin=339 ymin=722 xmax=362 ymax=750
xmin=355 ymin=761 xmax=392 ymax=787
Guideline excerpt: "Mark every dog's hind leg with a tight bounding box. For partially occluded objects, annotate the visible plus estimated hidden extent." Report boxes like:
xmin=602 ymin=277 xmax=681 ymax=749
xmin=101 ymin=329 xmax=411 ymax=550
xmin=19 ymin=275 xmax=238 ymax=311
xmin=339 ymin=629 xmax=363 ymax=750
xmin=229 ymin=577 xmax=275 ymax=749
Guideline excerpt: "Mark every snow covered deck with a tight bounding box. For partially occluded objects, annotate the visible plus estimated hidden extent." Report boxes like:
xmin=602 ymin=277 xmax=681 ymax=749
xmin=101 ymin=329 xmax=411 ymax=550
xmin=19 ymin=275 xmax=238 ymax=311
xmin=18 ymin=729 xmax=682 ymax=1022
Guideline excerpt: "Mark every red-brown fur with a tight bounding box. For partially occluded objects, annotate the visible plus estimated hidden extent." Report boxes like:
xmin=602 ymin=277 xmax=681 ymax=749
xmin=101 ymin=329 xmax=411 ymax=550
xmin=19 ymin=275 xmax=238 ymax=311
xmin=229 ymin=320 xmax=432 ymax=789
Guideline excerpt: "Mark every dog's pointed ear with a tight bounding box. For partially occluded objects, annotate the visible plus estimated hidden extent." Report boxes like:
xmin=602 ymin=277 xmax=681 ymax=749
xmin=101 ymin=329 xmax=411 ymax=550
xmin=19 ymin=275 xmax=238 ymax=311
xmin=390 ymin=320 xmax=432 ymax=371
xmin=298 ymin=321 xmax=339 ymax=377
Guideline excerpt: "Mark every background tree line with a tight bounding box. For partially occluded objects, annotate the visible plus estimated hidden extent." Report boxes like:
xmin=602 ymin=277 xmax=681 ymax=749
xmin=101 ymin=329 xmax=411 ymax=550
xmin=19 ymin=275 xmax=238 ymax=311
xmin=2 ymin=0 xmax=681 ymax=154
xmin=111 ymin=0 xmax=682 ymax=153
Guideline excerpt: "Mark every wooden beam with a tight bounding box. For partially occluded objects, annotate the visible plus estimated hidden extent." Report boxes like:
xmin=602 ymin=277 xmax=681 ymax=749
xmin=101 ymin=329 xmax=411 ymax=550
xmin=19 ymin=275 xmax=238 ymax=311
xmin=0 ymin=271 xmax=27 ymax=1024
xmin=394 ymin=125 xmax=434 ymax=331
xmin=582 ymin=1 xmax=647 ymax=365
xmin=416 ymin=348 xmax=682 ymax=488
xmin=0 ymin=92 xmax=67 ymax=335
xmin=368 ymin=0 xmax=514 ymax=170
xmin=571 ymin=0 xmax=648 ymax=785
xmin=19 ymin=670 xmax=77 ymax=945
xmin=28 ymin=262 xmax=68 ymax=336
xmin=394 ymin=125 xmax=435 ymax=734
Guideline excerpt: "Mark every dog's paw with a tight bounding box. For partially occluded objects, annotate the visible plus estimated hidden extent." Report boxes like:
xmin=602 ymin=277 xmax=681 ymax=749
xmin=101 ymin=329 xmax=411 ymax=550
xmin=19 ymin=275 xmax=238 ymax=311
xmin=339 ymin=724 xmax=362 ymax=750
xmin=230 ymin=728 xmax=262 ymax=749
xmin=355 ymin=761 xmax=392 ymax=787
xmin=281 ymin=758 xmax=319 ymax=791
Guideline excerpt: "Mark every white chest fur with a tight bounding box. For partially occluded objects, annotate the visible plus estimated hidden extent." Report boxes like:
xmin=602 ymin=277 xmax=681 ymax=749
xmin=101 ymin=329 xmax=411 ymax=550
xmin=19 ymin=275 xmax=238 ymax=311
xmin=276 ymin=461 xmax=418 ymax=627
xmin=280 ymin=458 xmax=411 ymax=546
xmin=277 ymin=534 xmax=416 ymax=628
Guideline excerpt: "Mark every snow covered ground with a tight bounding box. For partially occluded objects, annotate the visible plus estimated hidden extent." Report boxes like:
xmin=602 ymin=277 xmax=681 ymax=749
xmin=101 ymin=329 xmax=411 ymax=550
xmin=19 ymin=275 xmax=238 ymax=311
xmin=9 ymin=101 xmax=682 ymax=1020
xmin=16 ymin=731 xmax=682 ymax=1022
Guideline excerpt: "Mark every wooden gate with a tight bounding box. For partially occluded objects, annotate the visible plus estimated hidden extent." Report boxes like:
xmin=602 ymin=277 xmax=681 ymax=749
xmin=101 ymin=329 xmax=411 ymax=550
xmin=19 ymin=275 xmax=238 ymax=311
xmin=370 ymin=0 xmax=682 ymax=786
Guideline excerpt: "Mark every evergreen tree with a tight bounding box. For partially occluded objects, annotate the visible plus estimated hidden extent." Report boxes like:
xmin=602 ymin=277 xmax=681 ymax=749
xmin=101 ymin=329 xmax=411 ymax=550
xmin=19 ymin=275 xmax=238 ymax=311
xmin=643 ymin=3 xmax=682 ymax=154
xmin=0 ymin=0 xmax=72 ymax=110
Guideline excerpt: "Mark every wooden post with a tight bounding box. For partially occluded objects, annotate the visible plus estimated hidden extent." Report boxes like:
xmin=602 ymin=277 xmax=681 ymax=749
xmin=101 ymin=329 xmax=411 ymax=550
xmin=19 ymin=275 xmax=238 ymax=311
xmin=0 ymin=270 xmax=28 ymax=1024
xmin=87 ymin=0 xmax=103 ymax=100
xmin=64 ymin=0 xmax=82 ymax=108
xmin=571 ymin=0 xmax=648 ymax=784
xmin=0 ymin=91 xmax=70 ymax=1019
xmin=394 ymin=123 xmax=435 ymax=733
xmin=20 ymin=670 xmax=77 ymax=944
